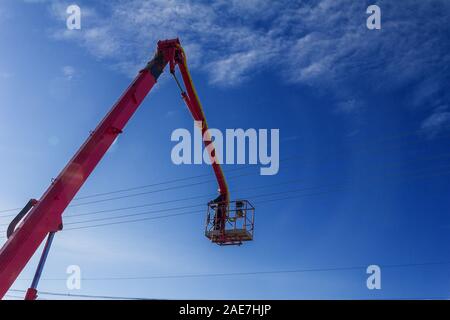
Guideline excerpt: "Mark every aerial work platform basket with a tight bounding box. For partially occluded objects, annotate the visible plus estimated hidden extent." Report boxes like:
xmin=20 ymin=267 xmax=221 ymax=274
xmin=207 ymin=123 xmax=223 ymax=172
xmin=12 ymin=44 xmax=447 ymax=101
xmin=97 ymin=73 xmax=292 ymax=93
xmin=205 ymin=200 xmax=255 ymax=246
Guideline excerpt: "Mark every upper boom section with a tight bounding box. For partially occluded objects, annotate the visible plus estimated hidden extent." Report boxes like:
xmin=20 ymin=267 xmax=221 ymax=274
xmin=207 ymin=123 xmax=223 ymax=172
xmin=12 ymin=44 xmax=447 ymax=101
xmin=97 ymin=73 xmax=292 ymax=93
xmin=158 ymin=39 xmax=229 ymax=201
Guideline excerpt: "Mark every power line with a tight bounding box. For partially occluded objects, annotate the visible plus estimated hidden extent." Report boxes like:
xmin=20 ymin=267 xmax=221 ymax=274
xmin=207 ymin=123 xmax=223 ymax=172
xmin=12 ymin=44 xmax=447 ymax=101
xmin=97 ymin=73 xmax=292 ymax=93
xmin=7 ymin=289 xmax=449 ymax=300
xmin=1 ymin=165 xmax=450 ymax=236
xmin=0 ymin=171 xmax=252 ymax=216
xmin=0 ymin=187 xmax=342 ymax=236
xmin=66 ymin=193 xmax=215 ymax=218
xmin=1 ymin=127 xmax=449 ymax=216
xmin=69 ymin=172 xmax=254 ymax=208
xmin=0 ymin=171 xmax=255 ymax=218
xmin=8 ymin=289 xmax=150 ymax=300
xmin=2 ymin=157 xmax=448 ymax=230
xmin=72 ymin=165 xmax=255 ymax=201
xmin=70 ymin=124 xmax=447 ymax=203
xmin=0 ymin=203 xmax=205 ymax=228
xmin=0 ymin=180 xmax=332 ymax=227
xmin=93 ymin=158 xmax=450 ymax=221
xmin=12 ymin=261 xmax=450 ymax=282
xmin=4 ymin=294 xmax=25 ymax=299
xmin=1 ymin=145 xmax=449 ymax=223
xmin=63 ymin=190 xmax=341 ymax=231
xmin=0 ymin=133 xmax=449 ymax=236
xmin=48 ymin=167 xmax=449 ymax=231
xmin=64 ymin=185 xmax=340 ymax=225
xmin=61 ymin=175 xmax=322 ymax=219
xmin=63 ymin=182 xmax=333 ymax=220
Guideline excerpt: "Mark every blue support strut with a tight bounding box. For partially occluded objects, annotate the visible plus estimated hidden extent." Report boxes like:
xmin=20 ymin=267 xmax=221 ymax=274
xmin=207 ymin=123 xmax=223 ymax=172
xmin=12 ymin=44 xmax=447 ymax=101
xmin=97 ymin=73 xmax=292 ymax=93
xmin=24 ymin=232 xmax=56 ymax=300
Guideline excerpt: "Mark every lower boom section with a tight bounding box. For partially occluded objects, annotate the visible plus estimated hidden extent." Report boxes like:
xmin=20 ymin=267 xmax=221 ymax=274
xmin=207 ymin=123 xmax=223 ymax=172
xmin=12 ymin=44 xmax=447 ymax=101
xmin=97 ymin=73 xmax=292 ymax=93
xmin=0 ymin=49 xmax=168 ymax=299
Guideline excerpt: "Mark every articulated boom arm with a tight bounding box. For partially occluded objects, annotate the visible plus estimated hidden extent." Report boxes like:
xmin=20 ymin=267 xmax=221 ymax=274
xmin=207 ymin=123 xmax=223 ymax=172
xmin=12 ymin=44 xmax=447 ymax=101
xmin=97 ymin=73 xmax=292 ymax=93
xmin=0 ymin=39 xmax=229 ymax=299
xmin=159 ymin=39 xmax=229 ymax=201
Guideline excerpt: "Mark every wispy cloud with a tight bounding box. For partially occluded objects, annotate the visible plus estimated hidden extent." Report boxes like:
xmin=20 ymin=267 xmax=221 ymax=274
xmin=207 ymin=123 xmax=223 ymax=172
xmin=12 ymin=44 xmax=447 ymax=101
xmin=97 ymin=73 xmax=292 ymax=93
xmin=62 ymin=65 xmax=75 ymax=80
xmin=46 ymin=0 xmax=284 ymax=84
xmin=43 ymin=0 xmax=450 ymax=132
xmin=46 ymin=1 xmax=449 ymax=86
xmin=335 ymin=99 xmax=364 ymax=115
xmin=420 ymin=105 xmax=450 ymax=138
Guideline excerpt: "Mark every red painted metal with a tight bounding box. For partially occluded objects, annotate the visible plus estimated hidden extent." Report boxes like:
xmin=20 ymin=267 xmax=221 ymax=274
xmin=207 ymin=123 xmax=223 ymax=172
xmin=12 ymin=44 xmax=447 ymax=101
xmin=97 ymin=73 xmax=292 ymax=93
xmin=177 ymin=62 xmax=229 ymax=199
xmin=24 ymin=288 xmax=37 ymax=301
xmin=0 ymin=43 xmax=168 ymax=299
xmin=157 ymin=39 xmax=229 ymax=199
xmin=0 ymin=38 xmax=238 ymax=299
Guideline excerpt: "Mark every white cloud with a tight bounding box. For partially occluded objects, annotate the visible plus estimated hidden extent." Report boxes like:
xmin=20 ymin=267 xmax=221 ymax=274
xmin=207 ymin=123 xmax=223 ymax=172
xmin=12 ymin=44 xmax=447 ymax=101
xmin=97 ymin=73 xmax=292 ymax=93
xmin=45 ymin=1 xmax=448 ymax=86
xmin=207 ymin=50 xmax=271 ymax=86
xmin=62 ymin=65 xmax=75 ymax=80
xmin=44 ymin=0 xmax=450 ymax=132
xmin=37 ymin=1 xmax=450 ymax=88
xmin=47 ymin=0 xmax=281 ymax=85
xmin=23 ymin=0 xmax=50 ymax=3
xmin=335 ymin=99 xmax=363 ymax=115
xmin=421 ymin=105 xmax=450 ymax=138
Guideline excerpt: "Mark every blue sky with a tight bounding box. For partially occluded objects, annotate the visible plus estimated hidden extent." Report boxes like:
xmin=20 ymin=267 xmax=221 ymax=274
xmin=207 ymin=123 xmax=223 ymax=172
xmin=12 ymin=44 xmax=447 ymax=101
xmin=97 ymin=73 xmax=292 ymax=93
xmin=0 ymin=0 xmax=450 ymax=299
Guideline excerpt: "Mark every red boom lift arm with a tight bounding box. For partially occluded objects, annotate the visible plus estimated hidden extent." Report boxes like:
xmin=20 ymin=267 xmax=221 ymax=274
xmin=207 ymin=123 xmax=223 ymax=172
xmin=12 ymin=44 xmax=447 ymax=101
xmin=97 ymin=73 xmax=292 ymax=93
xmin=0 ymin=39 xmax=253 ymax=300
